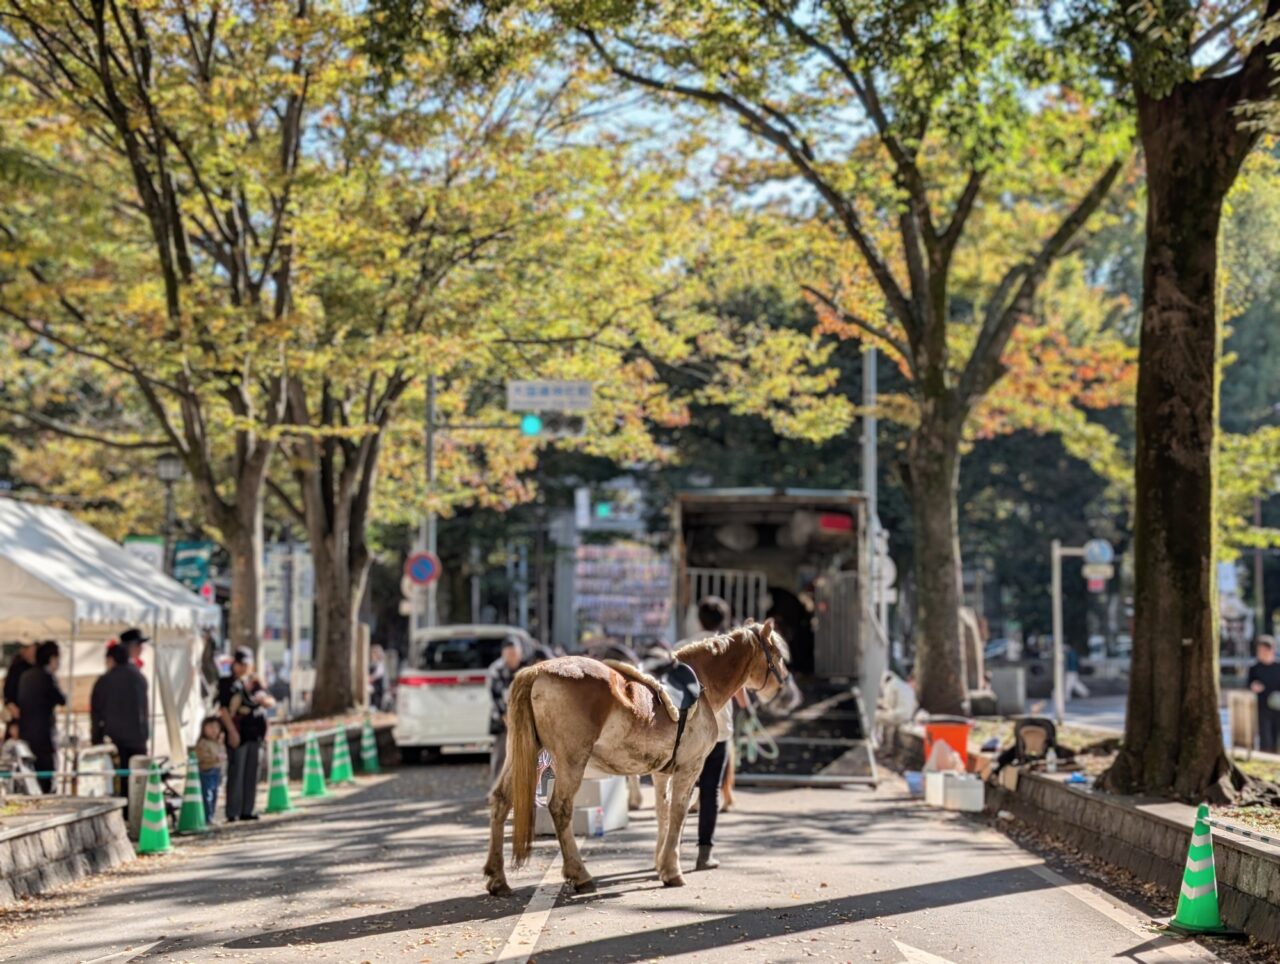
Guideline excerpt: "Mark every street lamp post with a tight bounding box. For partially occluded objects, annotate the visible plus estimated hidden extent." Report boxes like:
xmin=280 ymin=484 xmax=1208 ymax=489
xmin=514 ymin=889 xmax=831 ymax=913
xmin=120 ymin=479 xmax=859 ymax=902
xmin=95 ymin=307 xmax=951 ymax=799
xmin=156 ymin=452 xmax=184 ymax=575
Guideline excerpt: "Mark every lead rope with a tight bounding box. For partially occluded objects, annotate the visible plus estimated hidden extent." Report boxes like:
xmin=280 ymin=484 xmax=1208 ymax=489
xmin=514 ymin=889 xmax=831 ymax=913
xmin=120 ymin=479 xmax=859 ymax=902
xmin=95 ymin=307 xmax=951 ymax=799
xmin=736 ymin=700 xmax=779 ymax=765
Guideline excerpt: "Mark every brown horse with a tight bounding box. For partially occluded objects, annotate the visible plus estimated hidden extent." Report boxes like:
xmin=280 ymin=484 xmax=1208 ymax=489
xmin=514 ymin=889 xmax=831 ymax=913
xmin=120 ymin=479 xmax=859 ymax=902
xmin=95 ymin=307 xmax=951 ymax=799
xmin=483 ymin=619 xmax=789 ymax=895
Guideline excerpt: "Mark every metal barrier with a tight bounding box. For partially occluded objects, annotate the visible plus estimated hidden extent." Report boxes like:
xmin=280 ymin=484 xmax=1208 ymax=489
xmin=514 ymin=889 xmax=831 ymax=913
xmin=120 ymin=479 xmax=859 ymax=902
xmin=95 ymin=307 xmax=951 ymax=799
xmin=814 ymin=569 xmax=863 ymax=678
xmin=684 ymin=568 xmax=767 ymax=627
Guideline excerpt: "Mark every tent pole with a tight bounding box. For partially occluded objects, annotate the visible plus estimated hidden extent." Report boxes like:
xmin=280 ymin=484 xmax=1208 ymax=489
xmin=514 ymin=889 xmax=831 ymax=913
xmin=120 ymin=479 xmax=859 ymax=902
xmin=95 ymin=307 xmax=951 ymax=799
xmin=149 ymin=616 xmax=159 ymax=758
xmin=65 ymin=617 xmax=77 ymax=796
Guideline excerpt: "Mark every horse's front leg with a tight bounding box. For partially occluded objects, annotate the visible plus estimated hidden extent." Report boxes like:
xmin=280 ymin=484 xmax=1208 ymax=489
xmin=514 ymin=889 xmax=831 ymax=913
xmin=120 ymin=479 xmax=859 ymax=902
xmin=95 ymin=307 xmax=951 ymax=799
xmin=627 ymin=773 xmax=643 ymax=810
xmin=651 ymin=771 xmax=671 ymax=870
xmin=656 ymin=767 xmax=699 ymax=887
xmin=483 ymin=767 xmax=514 ymax=896
xmin=548 ymin=756 xmax=595 ymax=893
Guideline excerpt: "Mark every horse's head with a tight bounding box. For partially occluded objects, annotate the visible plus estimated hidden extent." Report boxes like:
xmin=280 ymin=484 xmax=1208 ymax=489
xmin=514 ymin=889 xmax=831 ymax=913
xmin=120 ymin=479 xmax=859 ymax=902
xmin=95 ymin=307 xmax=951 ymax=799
xmin=742 ymin=618 xmax=790 ymax=702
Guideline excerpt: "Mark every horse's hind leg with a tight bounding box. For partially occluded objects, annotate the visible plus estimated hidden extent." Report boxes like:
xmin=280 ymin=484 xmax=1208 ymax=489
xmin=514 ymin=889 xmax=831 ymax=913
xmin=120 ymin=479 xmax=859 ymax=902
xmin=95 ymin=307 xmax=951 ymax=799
xmin=656 ymin=766 xmax=699 ymax=887
xmin=627 ymin=773 xmax=642 ymax=810
xmin=483 ymin=766 xmax=514 ymax=896
xmin=547 ymin=753 xmax=594 ymax=893
xmin=651 ymin=771 xmax=671 ymax=871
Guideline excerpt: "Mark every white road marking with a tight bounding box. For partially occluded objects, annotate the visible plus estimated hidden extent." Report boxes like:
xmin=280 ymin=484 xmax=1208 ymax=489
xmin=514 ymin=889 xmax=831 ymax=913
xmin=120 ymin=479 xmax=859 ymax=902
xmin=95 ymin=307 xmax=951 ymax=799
xmin=893 ymin=940 xmax=958 ymax=963
xmin=1021 ymin=863 xmax=1221 ymax=962
xmin=78 ymin=940 xmax=167 ymax=964
xmin=495 ymin=836 xmax=589 ymax=964
xmin=957 ymin=815 xmax=1223 ymax=963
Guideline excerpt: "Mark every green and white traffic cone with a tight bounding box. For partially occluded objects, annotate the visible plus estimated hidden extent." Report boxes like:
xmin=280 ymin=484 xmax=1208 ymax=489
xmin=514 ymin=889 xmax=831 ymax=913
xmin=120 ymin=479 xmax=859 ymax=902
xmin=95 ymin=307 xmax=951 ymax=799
xmin=1164 ymin=804 xmax=1243 ymax=938
xmin=302 ymin=731 xmax=331 ymax=798
xmin=265 ymin=739 xmax=295 ymax=814
xmin=176 ymin=751 xmax=209 ymax=835
xmin=360 ymin=715 xmax=380 ymax=774
xmin=329 ymin=729 xmax=357 ymax=785
xmin=137 ymin=763 xmax=173 ymax=855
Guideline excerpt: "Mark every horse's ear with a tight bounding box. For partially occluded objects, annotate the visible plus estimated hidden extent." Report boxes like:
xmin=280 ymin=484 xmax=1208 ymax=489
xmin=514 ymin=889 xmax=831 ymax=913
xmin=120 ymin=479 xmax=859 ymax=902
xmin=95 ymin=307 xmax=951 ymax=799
xmin=757 ymin=618 xmax=775 ymax=641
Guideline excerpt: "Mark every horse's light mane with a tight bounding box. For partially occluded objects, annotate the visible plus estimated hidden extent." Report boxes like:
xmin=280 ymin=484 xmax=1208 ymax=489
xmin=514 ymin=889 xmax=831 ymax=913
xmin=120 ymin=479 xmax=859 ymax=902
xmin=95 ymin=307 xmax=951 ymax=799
xmin=675 ymin=626 xmax=748 ymax=659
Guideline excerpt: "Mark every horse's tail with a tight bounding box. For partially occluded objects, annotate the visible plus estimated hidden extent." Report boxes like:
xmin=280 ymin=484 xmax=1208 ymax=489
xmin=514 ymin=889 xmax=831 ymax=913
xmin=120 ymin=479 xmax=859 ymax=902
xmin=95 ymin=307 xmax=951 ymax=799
xmin=509 ymin=667 xmax=541 ymax=867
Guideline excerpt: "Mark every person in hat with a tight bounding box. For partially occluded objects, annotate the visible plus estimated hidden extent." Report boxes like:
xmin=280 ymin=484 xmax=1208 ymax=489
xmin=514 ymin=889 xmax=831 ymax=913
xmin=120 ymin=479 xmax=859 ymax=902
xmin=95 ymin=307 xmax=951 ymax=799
xmin=3 ymin=642 xmax=35 ymax=724
xmin=17 ymin=641 xmax=65 ymax=793
xmin=90 ymin=640 xmax=150 ymax=801
xmin=218 ymin=646 xmax=274 ymax=822
xmin=118 ymin=627 xmax=148 ymax=668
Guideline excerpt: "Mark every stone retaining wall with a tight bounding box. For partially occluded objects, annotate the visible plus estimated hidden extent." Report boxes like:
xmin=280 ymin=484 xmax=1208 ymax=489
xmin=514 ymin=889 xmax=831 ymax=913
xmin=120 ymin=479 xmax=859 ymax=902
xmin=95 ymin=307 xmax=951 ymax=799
xmin=0 ymin=799 xmax=133 ymax=905
xmin=881 ymin=722 xmax=1280 ymax=944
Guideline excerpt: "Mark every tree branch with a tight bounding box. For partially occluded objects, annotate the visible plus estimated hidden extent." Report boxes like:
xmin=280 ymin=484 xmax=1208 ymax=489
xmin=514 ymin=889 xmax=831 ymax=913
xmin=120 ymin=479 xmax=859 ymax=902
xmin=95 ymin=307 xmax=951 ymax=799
xmin=937 ymin=169 xmax=984 ymax=264
xmin=0 ymin=406 xmax=169 ymax=450
xmin=959 ymin=158 xmax=1124 ymax=407
xmin=266 ymin=478 xmax=307 ymax=528
xmin=800 ymin=283 xmax=915 ymax=377
xmin=580 ymin=28 xmax=916 ymax=335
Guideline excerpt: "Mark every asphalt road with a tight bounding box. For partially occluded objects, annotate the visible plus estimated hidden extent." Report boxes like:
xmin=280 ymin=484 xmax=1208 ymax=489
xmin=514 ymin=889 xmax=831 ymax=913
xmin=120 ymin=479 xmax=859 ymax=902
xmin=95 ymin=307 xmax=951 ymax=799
xmin=2 ymin=760 xmax=1229 ymax=964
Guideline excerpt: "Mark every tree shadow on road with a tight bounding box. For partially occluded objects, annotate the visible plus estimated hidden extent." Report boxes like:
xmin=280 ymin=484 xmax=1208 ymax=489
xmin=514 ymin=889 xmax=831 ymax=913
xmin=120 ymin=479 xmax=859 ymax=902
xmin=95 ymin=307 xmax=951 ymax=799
xmin=222 ymin=889 xmax=535 ymax=949
xmin=529 ymin=866 xmax=1055 ymax=962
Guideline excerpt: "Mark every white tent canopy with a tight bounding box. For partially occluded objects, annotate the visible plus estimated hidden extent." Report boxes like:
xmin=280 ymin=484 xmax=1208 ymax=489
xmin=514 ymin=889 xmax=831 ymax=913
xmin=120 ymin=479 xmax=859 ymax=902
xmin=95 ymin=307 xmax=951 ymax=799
xmin=0 ymin=498 xmax=221 ymax=767
xmin=0 ymin=498 xmax=220 ymax=639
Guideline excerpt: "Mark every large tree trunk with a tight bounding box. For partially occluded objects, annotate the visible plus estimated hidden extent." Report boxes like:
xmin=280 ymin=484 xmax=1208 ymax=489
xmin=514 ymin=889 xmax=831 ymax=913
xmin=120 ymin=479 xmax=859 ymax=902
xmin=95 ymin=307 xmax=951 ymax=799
xmin=1103 ymin=84 xmax=1255 ymax=801
xmin=907 ymin=417 xmax=967 ymax=715
xmin=309 ymin=543 xmax=369 ymax=717
xmin=225 ymin=504 xmax=264 ymax=662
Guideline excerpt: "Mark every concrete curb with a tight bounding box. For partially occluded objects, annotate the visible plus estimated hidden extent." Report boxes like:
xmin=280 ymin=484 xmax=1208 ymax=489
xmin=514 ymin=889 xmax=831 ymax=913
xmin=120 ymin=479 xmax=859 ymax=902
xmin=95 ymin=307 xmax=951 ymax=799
xmin=280 ymin=722 xmax=396 ymax=781
xmin=881 ymin=721 xmax=1280 ymax=944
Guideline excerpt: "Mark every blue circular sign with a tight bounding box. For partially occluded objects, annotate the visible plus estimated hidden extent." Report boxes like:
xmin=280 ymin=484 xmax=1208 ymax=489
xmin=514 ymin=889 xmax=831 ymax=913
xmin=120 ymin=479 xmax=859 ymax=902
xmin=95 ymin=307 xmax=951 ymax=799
xmin=1083 ymin=539 xmax=1114 ymax=566
xmin=405 ymin=551 xmax=441 ymax=586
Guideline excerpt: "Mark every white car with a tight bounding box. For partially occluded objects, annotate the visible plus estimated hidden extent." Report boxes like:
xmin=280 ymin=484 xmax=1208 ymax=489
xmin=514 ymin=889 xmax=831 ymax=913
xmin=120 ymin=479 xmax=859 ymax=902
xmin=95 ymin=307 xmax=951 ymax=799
xmin=393 ymin=625 xmax=534 ymax=761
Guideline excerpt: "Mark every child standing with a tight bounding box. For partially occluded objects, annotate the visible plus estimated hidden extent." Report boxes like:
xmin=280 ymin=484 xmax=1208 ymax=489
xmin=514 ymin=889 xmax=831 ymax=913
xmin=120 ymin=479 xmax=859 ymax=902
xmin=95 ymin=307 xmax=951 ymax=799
xmin=195 ymin=717 xmax=226 ymax=822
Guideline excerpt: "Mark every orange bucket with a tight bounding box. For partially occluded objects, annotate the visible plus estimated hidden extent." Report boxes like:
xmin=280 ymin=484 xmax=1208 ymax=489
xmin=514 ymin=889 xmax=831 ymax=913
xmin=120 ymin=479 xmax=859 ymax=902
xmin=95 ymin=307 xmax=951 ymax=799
xmin=923 ymin=717 xmax=971 ymax=771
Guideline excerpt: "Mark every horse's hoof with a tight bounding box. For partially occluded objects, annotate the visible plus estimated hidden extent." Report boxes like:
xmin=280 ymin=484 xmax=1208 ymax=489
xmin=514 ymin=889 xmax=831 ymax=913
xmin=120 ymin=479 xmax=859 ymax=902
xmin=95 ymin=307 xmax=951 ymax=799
xmin=487 ymin=880 xmax=513 ymax=897
xmin=573 ymin=878 xmax=597 ymax=894
xmin=662 ymin=875 xmax=685 ymax=888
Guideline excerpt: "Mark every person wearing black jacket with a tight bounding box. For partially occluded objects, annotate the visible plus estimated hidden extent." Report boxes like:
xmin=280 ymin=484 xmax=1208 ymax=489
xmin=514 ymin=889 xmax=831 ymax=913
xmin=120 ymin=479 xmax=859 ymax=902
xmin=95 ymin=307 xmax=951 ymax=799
xmin=1249 ymin=636 xmax=1280 ymax=752
xmin=3 ymin=642 xmax=35 ymax=723
xmin=17 ymin=641 xmax=66 ymax=793
xmin=219 ymin=647 xmax=275 ymax=822
xmin=90 ymin=643 xmax=149 ymax=797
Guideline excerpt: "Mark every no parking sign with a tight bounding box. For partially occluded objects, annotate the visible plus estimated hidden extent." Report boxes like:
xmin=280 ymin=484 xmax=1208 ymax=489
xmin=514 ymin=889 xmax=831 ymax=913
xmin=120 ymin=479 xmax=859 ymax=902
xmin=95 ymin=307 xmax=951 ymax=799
xmin=404 ymin=551 xmax=442 ymax=587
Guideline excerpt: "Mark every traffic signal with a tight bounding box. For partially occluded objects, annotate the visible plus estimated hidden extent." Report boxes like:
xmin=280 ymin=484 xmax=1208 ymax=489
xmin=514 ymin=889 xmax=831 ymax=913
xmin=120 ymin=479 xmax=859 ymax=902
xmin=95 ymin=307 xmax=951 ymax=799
xmin=518 ymin=412 xmax=585 ymax=438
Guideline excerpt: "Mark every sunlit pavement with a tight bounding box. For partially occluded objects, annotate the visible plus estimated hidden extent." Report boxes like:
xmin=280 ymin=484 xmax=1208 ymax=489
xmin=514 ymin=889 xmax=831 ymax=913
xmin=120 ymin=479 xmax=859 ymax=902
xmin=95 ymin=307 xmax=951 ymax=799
xmin=1064 ymin=696 xmax=1234 ymax=748
xmin=3 ymin=761 xmax=1222 ymax=964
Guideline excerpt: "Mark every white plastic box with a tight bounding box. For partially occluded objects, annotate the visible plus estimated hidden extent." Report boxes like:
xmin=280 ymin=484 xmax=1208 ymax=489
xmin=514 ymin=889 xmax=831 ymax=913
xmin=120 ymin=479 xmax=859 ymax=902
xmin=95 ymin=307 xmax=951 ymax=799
xmin=573 ymin=806 xmax=606 ymax=836
xmin=572 ymin=776 xmax=629 ymax=831
xmin=943 ymin=774 xmax=985 ymax=812
xmin=535 ymin=776 xmax=629 ymax=836
xmin=924 ymin=771 xmax=985 ymax=812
